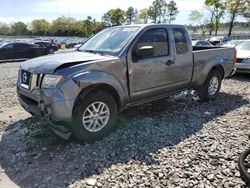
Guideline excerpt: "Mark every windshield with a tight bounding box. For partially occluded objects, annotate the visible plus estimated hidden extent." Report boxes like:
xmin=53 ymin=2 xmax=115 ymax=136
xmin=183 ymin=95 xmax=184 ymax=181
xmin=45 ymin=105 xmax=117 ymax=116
xmin=236 ymin=41 xmax=250 ymax=51
xmin=0 ymin=42 xmax=8 ymax=48
xmin=79 ymin=26 xmax=141 ymax=54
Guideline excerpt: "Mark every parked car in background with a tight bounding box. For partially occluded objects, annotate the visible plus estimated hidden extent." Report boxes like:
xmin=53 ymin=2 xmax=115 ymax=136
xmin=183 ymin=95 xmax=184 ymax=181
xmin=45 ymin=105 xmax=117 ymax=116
xmin=66 ymin=42 xmax=78 ymax=49
xmin=222 ymin=40 xmax=243 ymax=48
xmin=17 ymin=24 xmax=236 ymax=142
xmin=0 ymin=42 xmax=49 ymax=61
xmin=54 ymin=43 xmax=83 ymax=54
xmin=192 ymin=40 xmax=213 ymax=47
xmin=34 ymin=41 xmax=59 ymax=54
xmin=235 ymin=40 xmax=250 ymax=73
xmin=209 ymin=36 xmax=229 ymax=46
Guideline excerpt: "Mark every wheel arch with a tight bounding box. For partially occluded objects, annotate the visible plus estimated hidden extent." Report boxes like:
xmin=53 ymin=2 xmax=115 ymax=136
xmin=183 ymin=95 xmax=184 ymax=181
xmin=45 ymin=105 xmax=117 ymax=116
xmin=195 ymin=63 xmax=225 ymax=87
xmin=73 ymin=83 xmax=123 ymax=114
xmin=210 ymin=65 xmax=225 ymax=79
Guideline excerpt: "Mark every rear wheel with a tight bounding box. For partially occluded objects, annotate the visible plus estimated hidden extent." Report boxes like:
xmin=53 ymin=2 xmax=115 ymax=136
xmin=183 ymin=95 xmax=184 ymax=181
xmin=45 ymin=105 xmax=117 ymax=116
xmin=196 ymin=70 xmax=222 ymax=101
xmin=72 ymin=90 xmax=117 ymax=143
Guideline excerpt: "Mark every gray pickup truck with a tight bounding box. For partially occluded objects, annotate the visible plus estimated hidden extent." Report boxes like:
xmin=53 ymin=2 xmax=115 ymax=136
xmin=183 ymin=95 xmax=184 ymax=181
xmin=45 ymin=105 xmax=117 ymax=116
xmin=17 ymin=24 xmax=236 ymax=142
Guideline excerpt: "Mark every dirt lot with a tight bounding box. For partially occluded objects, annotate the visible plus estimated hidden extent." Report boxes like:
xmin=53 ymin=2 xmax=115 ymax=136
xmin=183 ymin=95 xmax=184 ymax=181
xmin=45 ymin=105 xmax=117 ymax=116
xmin=0 ymin=62 xmax=249 ymax=188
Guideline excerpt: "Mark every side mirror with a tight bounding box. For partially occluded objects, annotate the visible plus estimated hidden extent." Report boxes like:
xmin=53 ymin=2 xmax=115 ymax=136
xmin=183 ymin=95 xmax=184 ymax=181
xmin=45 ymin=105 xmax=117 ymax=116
xmin=135 ymin=46 xmax=154 ymax=58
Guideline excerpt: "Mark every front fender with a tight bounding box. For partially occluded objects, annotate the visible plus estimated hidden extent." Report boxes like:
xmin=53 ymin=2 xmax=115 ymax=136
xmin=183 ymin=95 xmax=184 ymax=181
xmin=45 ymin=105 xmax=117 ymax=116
xmin=72 ymin=70 xmax=128 ymax=108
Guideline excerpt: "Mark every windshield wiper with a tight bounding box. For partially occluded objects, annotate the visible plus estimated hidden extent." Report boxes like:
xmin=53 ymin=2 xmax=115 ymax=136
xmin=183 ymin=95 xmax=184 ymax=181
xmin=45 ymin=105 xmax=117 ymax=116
xmin=82 ymin=50 xmax=104 ymax=55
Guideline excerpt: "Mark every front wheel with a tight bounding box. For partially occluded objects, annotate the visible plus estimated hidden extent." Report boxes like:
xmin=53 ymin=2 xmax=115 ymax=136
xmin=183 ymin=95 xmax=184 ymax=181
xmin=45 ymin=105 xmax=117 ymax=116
xmin=72 ymin=90 xmax=117 ymax=143
xmin=196 ymin=70 xmax=222 ymax=101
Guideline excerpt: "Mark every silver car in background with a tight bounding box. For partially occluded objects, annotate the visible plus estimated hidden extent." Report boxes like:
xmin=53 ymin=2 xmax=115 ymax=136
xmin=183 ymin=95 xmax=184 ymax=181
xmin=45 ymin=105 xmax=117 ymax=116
xmin=192 ymin=40 xmax=213 ymax=47
xmin=235 ymin=40 xmax=250 ymax=73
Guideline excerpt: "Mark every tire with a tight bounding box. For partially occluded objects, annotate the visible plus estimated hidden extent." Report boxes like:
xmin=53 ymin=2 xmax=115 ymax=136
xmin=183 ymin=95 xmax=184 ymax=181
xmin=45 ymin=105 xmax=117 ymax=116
xmin=196 ymin=70 xmax=222 ymax=101
xmin=49 ymin=49 xmax=55 ymax=54
xmin=72 ymin=90 xmax=117 ymax=143
xmin=239 ymin=148 xmax=250 ymax=185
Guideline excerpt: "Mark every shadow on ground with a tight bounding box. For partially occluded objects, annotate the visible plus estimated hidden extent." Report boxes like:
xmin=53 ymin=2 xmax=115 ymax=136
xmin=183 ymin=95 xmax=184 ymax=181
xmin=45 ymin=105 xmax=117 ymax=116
xmin=0 ymin=89 xmax=249 ymax=188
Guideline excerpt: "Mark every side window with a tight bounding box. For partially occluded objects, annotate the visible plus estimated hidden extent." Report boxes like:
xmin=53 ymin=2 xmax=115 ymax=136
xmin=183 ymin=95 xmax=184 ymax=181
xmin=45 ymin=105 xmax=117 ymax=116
xmin=196 ymin=42 xmax=202 ymax=46
xmin=173 ymin=28 xmax=188 ymax=55
xmin=133 ymin=28 xmax=169 ymax=59
xmin=14 ymin=43 xmax=29 ymax=48
xmin=202 ymin=41 xmax=209 ymax=46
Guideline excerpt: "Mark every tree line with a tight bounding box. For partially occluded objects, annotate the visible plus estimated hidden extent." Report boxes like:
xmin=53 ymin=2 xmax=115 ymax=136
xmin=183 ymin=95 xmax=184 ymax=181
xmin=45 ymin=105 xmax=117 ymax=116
xmin=189 ymin=0 xmax=250 ymax=37
xmin=0 ymin=0 xmax=178 ymax=37
xmin=0 ymin=0 xmax=249 ymax=37
xmin=0 ymin=16 xmax=105 ymax=37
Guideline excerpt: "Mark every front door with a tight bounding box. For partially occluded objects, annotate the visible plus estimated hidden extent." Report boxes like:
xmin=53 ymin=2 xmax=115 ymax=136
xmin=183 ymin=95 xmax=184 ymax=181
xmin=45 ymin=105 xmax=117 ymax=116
xmin=127 ymin=27 xmax=175 ymax=101
xmin=127 ymin=26 xmax=193 ymax=102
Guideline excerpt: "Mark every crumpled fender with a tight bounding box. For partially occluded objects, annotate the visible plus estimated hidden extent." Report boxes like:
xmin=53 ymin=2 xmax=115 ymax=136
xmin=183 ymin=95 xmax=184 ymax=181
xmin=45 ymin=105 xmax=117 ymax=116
xmin=71 ymin=70 xmax=128 ymax=109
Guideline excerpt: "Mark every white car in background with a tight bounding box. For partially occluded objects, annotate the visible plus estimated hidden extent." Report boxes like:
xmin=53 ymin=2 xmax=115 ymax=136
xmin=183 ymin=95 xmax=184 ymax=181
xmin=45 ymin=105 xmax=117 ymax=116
xmin=235 ymin=40 xmax=250 ymax=73
xmin=192 ymin=40 xmax=214 ymax=47
xmin=222 ymin=40 xmax=243 ymax=48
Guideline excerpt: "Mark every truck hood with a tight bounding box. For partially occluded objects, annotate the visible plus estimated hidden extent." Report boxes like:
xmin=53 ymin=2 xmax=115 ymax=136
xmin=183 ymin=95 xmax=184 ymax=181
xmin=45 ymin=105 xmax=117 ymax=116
xmin=21 ymin=51 xmax=117 ymax=74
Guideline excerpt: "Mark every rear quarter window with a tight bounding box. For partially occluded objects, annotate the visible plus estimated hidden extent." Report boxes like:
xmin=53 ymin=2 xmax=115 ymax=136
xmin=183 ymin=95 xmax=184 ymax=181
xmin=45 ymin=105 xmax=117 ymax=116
xmin=173 ymin=28 xmax=188 ymax=55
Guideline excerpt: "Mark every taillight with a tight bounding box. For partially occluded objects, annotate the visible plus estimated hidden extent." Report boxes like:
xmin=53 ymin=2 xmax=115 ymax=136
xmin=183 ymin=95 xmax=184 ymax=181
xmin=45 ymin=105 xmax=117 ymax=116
xmin=234 ymin=48 xmax=237 ymax=64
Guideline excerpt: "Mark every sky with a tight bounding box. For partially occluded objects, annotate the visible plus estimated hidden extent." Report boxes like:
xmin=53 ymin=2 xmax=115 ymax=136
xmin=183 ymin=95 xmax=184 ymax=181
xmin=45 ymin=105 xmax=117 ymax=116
xmin=0 ymin=0 xmax=242 ymax=25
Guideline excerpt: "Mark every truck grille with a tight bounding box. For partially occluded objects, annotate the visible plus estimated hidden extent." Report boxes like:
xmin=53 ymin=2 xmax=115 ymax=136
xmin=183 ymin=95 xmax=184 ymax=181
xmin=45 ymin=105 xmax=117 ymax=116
xmin=20 ymin=70 xmax=41 ymax=90
xmin=20 ymin=70 xmax=32 ymax=89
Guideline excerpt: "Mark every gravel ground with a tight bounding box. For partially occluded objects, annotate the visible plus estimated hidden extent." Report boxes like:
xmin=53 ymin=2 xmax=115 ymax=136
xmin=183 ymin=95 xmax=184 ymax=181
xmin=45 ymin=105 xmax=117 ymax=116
xmin=0 ymin=62 xmax=249 ymax=188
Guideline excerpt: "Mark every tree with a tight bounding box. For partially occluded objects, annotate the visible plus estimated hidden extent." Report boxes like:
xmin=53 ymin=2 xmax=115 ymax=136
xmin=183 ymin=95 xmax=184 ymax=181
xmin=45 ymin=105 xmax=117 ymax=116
xmin=83 ymin=16 xmax=94 ymax=36
xmin=93 ymin=21 xmax=105 ymax=34
xmin=51 ymin=16 xmax=77 ymax=36
xmin=102 ymin=9 xmax=125 ymax=26
xmin=147 ymin=0 xmax=178 ymax=23
xmin=11 ymin=22 xmax=28 ymax=35
xmin=205 ymin=0 xmax=225 ymax=36
xmin=226 ymin=0 xmax=248 ymax=37
xmin=148 ymin=0 xmax=164 ymax=23
xmin=31 ymin=19 xmax=51 ymax=35
xmin=242 ymin=2 xmax=250 ymax=21
xmin=102 ymin=13 xmax=112 ymax=27
xmin=188 ymin=10 xmax=206 ymax=36
xmin=126 ymin=7 xmax=138 ymax=24
xmin=165 ymin=0 xmax=179 ymax=23
xmin=0 ymin=24 xmax=11 ymax=36
xmin=138 ymin=9 xmax=149 ymax=24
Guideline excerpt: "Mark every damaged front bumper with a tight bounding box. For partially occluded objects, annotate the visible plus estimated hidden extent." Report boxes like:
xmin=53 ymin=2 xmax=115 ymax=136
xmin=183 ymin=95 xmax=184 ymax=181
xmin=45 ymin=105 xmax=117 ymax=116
xmin=16 ymin=84 xmax=75 ymax=139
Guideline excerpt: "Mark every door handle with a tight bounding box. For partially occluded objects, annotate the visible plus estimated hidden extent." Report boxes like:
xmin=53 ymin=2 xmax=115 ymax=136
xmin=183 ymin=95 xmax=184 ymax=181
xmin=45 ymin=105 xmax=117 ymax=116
xmin=165 ymin=60 xmax=174 ymax=66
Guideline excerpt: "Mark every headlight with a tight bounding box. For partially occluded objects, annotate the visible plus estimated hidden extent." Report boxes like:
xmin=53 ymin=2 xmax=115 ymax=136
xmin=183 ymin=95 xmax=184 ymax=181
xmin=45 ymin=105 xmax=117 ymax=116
xmin=42 ymin=74 xmax=64 ymax=89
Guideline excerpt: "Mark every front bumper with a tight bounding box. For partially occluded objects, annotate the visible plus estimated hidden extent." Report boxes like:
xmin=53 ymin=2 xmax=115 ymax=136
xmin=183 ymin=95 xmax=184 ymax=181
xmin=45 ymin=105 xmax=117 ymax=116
xmin=17 ymin=84 xmax=75 ymax=139
xmin=17 ymin=83 xmax=74 ymax=123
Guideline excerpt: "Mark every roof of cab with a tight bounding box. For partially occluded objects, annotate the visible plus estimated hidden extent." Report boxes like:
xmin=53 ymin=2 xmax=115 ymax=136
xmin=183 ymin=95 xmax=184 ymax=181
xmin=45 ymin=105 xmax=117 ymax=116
xmin=112 ymin=23 xmax=186 ymax=29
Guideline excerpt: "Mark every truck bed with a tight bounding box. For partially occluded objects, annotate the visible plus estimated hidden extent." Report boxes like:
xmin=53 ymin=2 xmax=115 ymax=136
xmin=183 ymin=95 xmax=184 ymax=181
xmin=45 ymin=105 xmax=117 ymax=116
xmin=191 ymin=46 xmax=235 ymax=86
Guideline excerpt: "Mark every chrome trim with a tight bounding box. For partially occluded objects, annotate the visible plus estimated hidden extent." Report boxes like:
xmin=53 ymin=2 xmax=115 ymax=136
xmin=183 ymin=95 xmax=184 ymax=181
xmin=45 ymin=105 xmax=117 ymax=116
xmin=229 ymin=68 xmax=237 ymax=77
xmin=30 ymin=74 xmax=37 ymax=91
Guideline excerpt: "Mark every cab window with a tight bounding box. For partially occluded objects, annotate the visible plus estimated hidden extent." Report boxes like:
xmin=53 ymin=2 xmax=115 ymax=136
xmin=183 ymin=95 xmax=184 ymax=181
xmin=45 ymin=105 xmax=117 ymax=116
xmin=173 ymin=28 xmax=188 ymax=55
xmin=133 ymin=28 xmax=169 ymax=60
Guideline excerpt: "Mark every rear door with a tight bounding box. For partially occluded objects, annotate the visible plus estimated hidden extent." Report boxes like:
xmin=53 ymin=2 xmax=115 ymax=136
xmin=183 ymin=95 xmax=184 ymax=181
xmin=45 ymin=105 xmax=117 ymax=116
xmin=13 ymin=43 xmax=31 ymax=59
